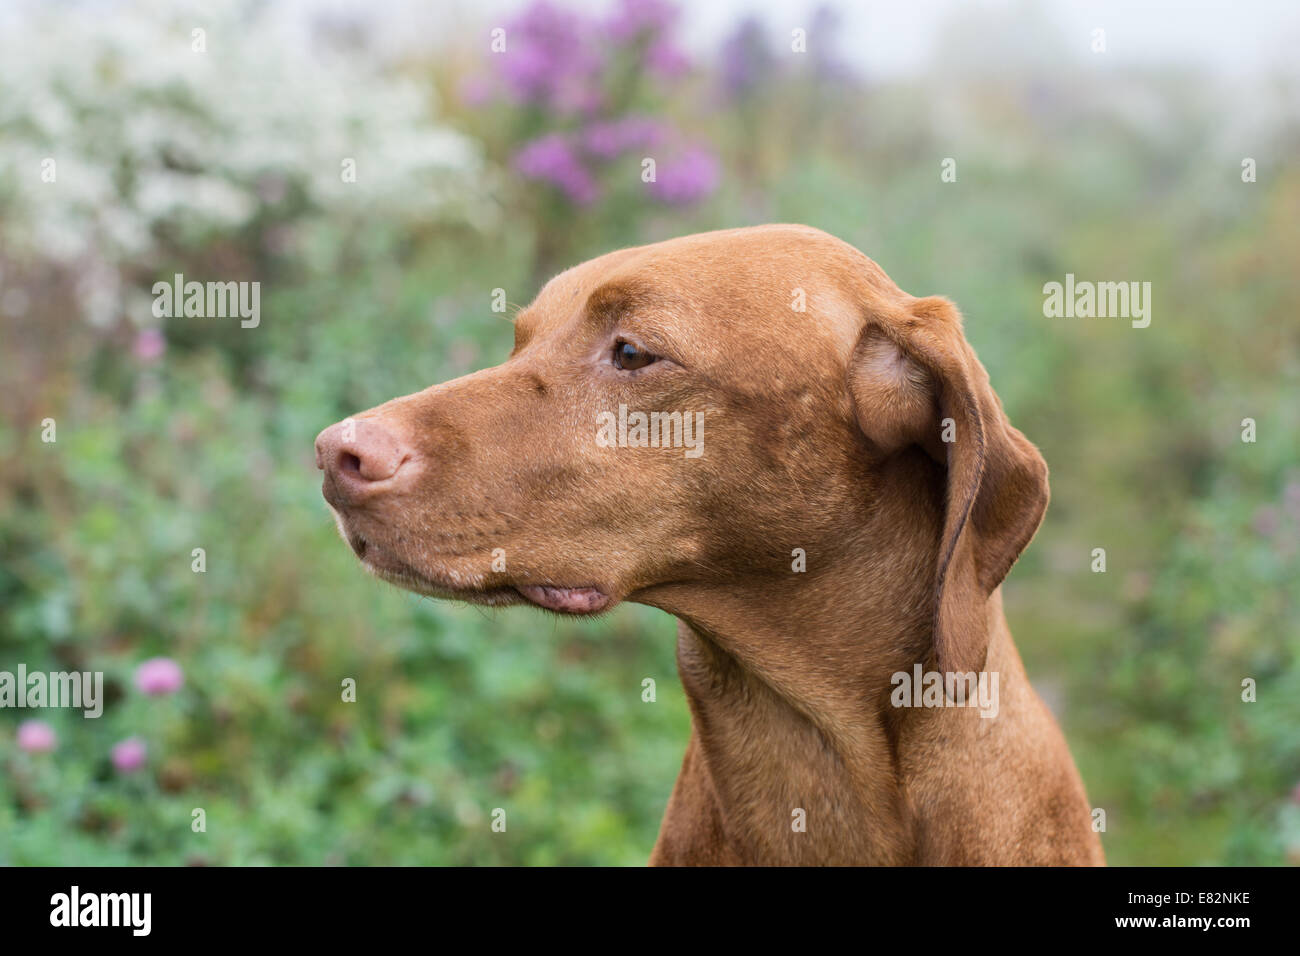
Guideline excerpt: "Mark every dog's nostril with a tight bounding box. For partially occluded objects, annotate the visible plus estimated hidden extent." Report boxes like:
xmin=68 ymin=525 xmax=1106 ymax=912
xmin=316 ymin=418 xmax=409 ymax=489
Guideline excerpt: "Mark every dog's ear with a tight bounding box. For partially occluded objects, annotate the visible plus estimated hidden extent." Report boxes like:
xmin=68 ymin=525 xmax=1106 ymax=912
xmin=848 ymin=296 xmax=1048 ymax=675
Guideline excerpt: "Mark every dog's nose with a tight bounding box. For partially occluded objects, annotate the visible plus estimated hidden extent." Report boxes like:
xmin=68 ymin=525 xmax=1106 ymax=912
xmin=315 ymin=418 xmax=411 ymax=502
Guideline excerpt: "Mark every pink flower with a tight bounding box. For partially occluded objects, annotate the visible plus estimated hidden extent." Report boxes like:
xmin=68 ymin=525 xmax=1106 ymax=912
xmin=646 ymin=145 xmax=720 ymax=205
xmin=581 ymin=116 xmax=667 ymax=159
xmin=1284 ymin=480 xmax=1300 ymax=521
xmin=16 ymin=719 xmax=57 ymax=754
xmin=514 ymin=133 xmax=600 ymax=204
xmin=132 ymin=328 xmax=165 ymax=362
xmin=112 ymin=737 xmax=148 ymax=773
xmin=1252 ymin=505 xmax=1279 ymax=538
xmin=458 ymin=74 xmax=495 ymax=108
xmin=135 ymin=657 xmax=184 ymax=695
xmin=646 ymin=39 xmax=690 ymax=78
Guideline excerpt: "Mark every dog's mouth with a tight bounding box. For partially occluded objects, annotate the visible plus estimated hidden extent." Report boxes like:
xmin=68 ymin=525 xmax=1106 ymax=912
xmin=513 ymin=584 xmax=611 ymax=614
xmin=345 ymin=530 xmax=611 ymax=615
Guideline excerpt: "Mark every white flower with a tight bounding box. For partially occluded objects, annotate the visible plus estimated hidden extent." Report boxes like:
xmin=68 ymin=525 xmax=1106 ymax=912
xmin=0 ymin=0 xmax=486 ymax=325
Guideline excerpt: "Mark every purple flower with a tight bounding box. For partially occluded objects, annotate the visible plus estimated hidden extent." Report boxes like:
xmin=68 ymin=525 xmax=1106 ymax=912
xmin=719 ymin=17 xmax=773 ymax=100
xmin=581 ymin=116 xmax=667 ymax=160
xmin=112 ymin=737 xmax=148 ymax=773
xmin=647 ymin=145 xmax=720 ymax=205
xmin=605 ymin=0 xmax=689 ymax=78
xmin=514 ymin=133 xmax=600 ymax=204
xmin=16 ymin=719 xmax=57 ymax=754
xmin=132 ymin=328 xmax=165 ymax=362
xmin=809 ymin=5 xmax=856 ymax=85
xmin=135 ymin=657 xmax=184 ymax=695
xmin=498 ymin=1 xmax=601 ymax=112
xmin=606 ymin=0 xmax=678 ymax=42
xmin=645 ymin=38 xmax=690 ymax=78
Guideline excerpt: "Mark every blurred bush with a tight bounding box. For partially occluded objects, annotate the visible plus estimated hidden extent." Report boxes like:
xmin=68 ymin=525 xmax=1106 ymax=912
xmin=1 ymin=0 xmax=1297 ymax=865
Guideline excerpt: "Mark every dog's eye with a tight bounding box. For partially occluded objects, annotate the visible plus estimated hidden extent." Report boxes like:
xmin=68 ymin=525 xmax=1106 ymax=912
xmin=613 ymin=340 xmax=657 ymax=371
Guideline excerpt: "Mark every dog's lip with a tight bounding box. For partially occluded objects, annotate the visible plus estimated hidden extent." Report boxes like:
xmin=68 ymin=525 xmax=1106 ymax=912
xmin=363 ymin=551 xmax=522 ymax=605
xmin=347 ymin=531 xmax=610 ymax=613
xmin=515 ymin=584 xmax=611 ymax=614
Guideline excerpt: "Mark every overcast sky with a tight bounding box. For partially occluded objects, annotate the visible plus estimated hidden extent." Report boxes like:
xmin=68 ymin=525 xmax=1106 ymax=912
xmin=10 ymin=0 xmax=1298 ymax=82
xmin=277 ymin=0 xmax=1300 ymax=80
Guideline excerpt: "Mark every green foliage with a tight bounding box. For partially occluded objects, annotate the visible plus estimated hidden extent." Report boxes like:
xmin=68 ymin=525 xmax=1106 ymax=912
xmin=1 ymin=2 xmax=1297 ymax=865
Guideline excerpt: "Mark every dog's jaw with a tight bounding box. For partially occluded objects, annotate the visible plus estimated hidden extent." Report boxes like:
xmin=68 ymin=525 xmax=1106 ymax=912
xmin=329 ymin=502 xmax=613 ymax=614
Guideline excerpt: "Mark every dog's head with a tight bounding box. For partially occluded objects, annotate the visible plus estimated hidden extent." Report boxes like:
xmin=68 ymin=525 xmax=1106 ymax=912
xmin=317 ymin=224 xmax=1046 ymax=673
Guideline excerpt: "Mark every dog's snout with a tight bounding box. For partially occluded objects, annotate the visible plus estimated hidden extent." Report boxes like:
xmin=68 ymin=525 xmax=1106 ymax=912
xmin=315 ymin=418 xmax=411 ymax=503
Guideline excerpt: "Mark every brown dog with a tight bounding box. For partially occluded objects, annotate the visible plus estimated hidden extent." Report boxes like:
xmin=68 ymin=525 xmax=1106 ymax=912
xmin=316 ymin=224 xmax=1104 ymax=866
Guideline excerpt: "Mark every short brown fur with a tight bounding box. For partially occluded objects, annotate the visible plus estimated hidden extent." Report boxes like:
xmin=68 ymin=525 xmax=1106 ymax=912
xmin=316 ymin=225 xmax=1105 ymax=866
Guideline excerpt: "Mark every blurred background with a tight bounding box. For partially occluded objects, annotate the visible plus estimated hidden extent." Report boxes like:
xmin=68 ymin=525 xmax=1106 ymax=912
xmin=1 ymin=0 xmax=1297 ymax=865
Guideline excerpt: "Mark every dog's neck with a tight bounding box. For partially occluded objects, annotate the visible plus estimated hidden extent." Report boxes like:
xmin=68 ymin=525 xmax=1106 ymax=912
xmin=642 ymin=457 xmax=955 ymax=864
